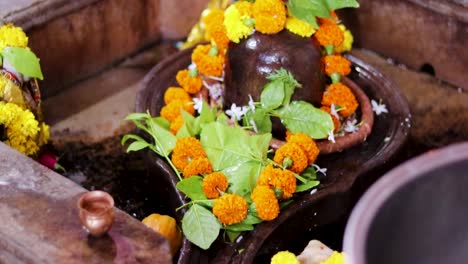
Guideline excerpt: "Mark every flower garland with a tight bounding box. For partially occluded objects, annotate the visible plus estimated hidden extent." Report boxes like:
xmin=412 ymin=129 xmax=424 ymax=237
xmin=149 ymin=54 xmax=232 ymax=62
xmin=125 ymin=0 xmax=362 ymax=250
xmin=0 ymin=24 xmax=48 ymax=156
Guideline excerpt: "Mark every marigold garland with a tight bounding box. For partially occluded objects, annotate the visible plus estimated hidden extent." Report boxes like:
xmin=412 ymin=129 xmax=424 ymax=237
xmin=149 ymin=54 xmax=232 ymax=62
xmin=335 ymin=25 xmax=354 ymax=54
xmin=321 ymin=82 xmax=358 ymax=118
xmin=257 ymin=164 xmax=296 ymax=199
xmin=164 ymin=87 xmax=192 ymax=104
xmin=273 ymin=142 xmax=308 ymax=174
xmin=170 ymin=115 xmax=185 ymax=135
xmin=323 ymin=55 xmax=351 ymax=77
xmin=0 ymin=23 xmax=29 ymax=51
xmin=202 ymin=172 xmax=229 ymax=199
xmin=191 ymin=44 xmax=225 ymax=77
xmin=252 ymin=0 xmax=287 ymax=34
xmin=251 ymin=185 xmax=280 ymax=221
xmin=285 ymin=17 xmax=316 ymax=38
xmin=176 ymin=70 xmax=203 ymax=95
xmin=213 ymin=193 xmax=248 ymax=225
xmin=171 ymin=137 xmax=207 ymax=171
xmin=285 ymin=132 xmax=320 ymax=165
xmin=314 ymin=23 xmax=344 ymax=48
xmin=203 ymin=9 xmax=230 ymax=52
xmin=224 ymin=2 xmax=254 ymax=43
xmin=182 ymin=157 xmax=213 ymax=178
xmin=160 ymin=99 xmax=194 ymax=122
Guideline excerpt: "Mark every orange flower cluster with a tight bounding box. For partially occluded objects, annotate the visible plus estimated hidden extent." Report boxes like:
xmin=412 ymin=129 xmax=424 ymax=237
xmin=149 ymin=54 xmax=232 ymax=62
xmin=251 ymin=185 xmax=280 ymax=221
xmin=257 ymin=164 xmax=296 ymax=199
xmin=202 ymin=172 xmax=229 ymax=199
xmin=164 ymin=87 xmax=192 ymax=104
xmin=321 ymin=82 xmax=358 ymax=118
xmin=314 ymin=22 xmax=344 ymax=47
xmin=213 ymin=193 xmax=248 ymax=225
xmin=191 ymin=44 xmax=225 ymax=77
xmin=323 ymin=55 xmax=351 ymax=77
xmin=252 ymin=0 xmax=287 ymax=34
xmin=183 ymin=157 xmax=213 ymax=178
xmin=273 ymin=142 xmax=308 ymax=174
xmin=285 ymin=132 xmax=320 ymax=165
xmin=176 ymin=69 xmax=203 ymax=94
xmin=160 ymin=100 xmax=194 ymax=122
xmin=170 ymin=115 xmax=185 ymax=135
xmin=171 ymin=137 xmax=207 ymax=171
xmin=320 ymin=106 xmax=341 ymax=132
xmin=203 ymin=9 xmax=230 ymax=52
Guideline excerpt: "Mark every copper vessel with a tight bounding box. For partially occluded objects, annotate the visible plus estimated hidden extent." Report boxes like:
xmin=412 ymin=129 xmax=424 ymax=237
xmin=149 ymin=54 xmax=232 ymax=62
xmin=77 ymin=191 xmax=115 ymax=237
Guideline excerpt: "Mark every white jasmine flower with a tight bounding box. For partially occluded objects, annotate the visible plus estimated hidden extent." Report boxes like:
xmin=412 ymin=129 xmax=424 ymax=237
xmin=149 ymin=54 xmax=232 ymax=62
xmin=248 ymin=94 xmax=256 ymax=112
xmin=330 ymin=104 xmax=339 ymax=119
xmin=371 ymin=99 xmax=388 ymax=115
xmin=188 ymin=62 xmax=197 ymax=71
xmin=310 ymin=189 xmax=317 ymax=195
xmin=344 ymin=118 xmax=359 ymax=133
xmin=226 ymin=103 xmax=245 ymax=121
xmin=313 ymin=164 xmax=327 ymax=176
xmin=193 ymin=96 xmax=203 ymax=114
xmin=327 ymin=130 xmax=335 ymax=143
xmin=204 ymin=81 xmax=223 ymax=100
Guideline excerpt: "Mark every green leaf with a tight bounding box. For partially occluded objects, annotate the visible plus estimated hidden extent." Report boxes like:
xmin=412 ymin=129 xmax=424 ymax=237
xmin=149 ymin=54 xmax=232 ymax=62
xmin=121 ymin=134 xmax=146 ymax=146
xmin=125 ymin=113 xmax=150 ymax=121
xmin=266 ymin=69 xmax=301 ymax=106
xmin=287 ymin=0 xmax=330 ymax=28
xmin=226 ymin=230 xmax=241 ymax=242
xmin=146 ymin=118 xmax=177 ymax=156
xmin=182 ymin=204 xmax=221 ymax=250
xmin=176 ymin=176 xmax=207 ymax=201
xmin=275 ymin=101 xmax=334 ymax=139
xmin=223 ymin=222 xmax=254 ymax=232
xmin=243 ymin=108 xmax=272 ymax=134
xmin=176 ymin=110 xmax=197 ymax=138
xmin=1 ymin=47 xmax=43 ymax=80
xmin=125 ymin=141 xmax=150 ymax=152
xmin=260 ymin=80 xmax=285 ymax=110
xmin=325 ymin=0 xmax=359 ymax=10
xmin=242 ymin=213 xmax=262 ymax=225
xmin=152 ymin=117 xmax=170 ymax=130
xmin=200 ymin=122 xmax=271 ymax=196
xmin=296 ymin=180 xmax=320 ymax=192
xmin=301 ymin=166 xmax=318 ymax=181
xmin=280 ymin=200 xmax=294 ymax=209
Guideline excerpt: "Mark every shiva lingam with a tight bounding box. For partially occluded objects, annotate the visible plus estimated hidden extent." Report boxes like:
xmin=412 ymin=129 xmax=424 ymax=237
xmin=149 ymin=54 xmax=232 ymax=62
xmin=77 ymin=190 xmax=115 ymax=237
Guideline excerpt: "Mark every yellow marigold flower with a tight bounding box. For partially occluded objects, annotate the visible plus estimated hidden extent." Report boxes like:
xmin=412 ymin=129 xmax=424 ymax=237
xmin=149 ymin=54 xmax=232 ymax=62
xmin=160 ymin=99 xmax=194 ymax=122
xmin=0 ymin=24 xmax=29 ymax=51
xmin=322 ymin=55 xmax=351 ymax=77
xmin=170 ymin=115 xmax=184 ymax=135
xmin=176 ymin=69 xmax=203 ymax=94
xmin=321 ymin=82 xmax=358 ymax=118
xmin=213 ymin=193 xmax=248 ymax=225
xmin=202 ymin=172 xmax=229 ymax=199
xmin=38 ymin=122 xmax=50 ymax=146
xmin=286 ymin=132 xmax=320 ymax=165
xmin=314 ymin=23 xmax=344 ymax=47
xmin=191 ymin=44 xmax=225 ymax=77
xmin=252 ymin=0 xmax=287 ymax=34
xmin=164 ymin=86 xmax=192 ymax=104
xmin=286 ymin=17 xmax=315 ymax=37
xmin=335 ymin=24 xmax=354 ymax=54
xmin=251 ymin=185 xmax=279 ymax=221
xmin=271 ymin=251 xmax=299 ymax=264
xmin=320 ymin=251 xmax=344 ymax=264
xmin=224 ymin=3 xmax=254 ymax=43
xmin=257 ymin=164 xmax=296 ymax=199
xmin=203 ymin=9 xmax=230 ymax=52
xmin=273 ymin=142 xmax=308 ymax=174
xmin=183 ymin=157 xmax=213 ymax=178
xmin=171 ymin=137 xmax=207 ymax=171
xmin=320 ymin=106 xmax=341 ymax=133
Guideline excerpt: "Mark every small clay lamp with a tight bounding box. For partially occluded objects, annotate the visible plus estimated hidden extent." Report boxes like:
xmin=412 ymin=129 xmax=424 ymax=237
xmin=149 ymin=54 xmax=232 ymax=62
xmin=77 ymin=190 xmax=115 ymax=237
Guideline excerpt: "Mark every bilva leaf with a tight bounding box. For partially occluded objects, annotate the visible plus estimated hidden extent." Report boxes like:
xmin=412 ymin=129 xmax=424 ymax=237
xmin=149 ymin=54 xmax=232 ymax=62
xmin=275 ymin=101 xmax=334 ymax=139
xmin=1 ymin=47 xmax=43 ymax=80
xmin=260 ymin=80 xmax=285 ymax=110
xmin=287 ymin=0 xmax=330 ymax=28
xmin=176 ymin=176 xmax=207 ymax=201
xmin=182 ymin=204 xmax=221 ymax=250
xmin=223 ymin=222 xmax=254 ymax=232
xmin=296 ymin=180 xmax=320 ymax=192
xmin=243 ymin=108 xmax=272 ymax=134
xmin=325 ymin=0 xmax=359 ymax=10
xmin=125 ymin=141 xmax=150 ymax=152
xmin=146 ymin=116 xmax=176 ymax=156
xmin=200 ymin=122 xmax=271 ymax=196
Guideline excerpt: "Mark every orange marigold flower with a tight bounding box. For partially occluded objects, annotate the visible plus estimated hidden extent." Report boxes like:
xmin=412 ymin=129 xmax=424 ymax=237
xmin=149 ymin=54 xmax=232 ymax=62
xmin=202 ymin=172 xmax=229 ymax=199
xmin=285 ymin=132 xmax=320 ymax=165
xmin=321 ymin=82 xmax=358 ymax=118
xmin=171 ymin=137 xmax=207 ymax=171
xmin=318 ymin=10 xmax=339 ymax=26
xmin=320 ymin=106 xmax=341 ymax=133
xmin=273 ymin=142 xmax=308 ymax=174
xmin=176 ymin=69 xmax=203 ymax=94
xmin=160 ymin=99 xmax=195 ymax=122
xmin=314 ymin=23 xmax=344 ymax=47
xmin=170 ymin=115 xmax=185 ymax=135
xmin=203 ymin=9 xmax=230 ymax=52
xmin=322 ymin=55 xmax=351 ymax=77
xmin=234 ymin=1 xmax=253 ymax=16
xmin=257 ymin=164 xmax=296 ymax=199
xmin=164 ymin=87 xmax=192 ymax=104
xmin=252 ymin=0 xmax=286 ymax=34
xmin=251 ymin=185 xmax=280 ymax=221
xmin=213 ymin=193 xmax=248 ymax=225
xmin=183 ymin=157 xmax=213 ymax=178
xmin=191 ymin=44 xmax=225 ymax=77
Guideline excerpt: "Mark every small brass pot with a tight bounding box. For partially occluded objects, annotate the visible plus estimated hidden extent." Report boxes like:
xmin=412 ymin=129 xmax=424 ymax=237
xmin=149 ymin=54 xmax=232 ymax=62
xmin=77 ymin=190 xmax=115 ymax=237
